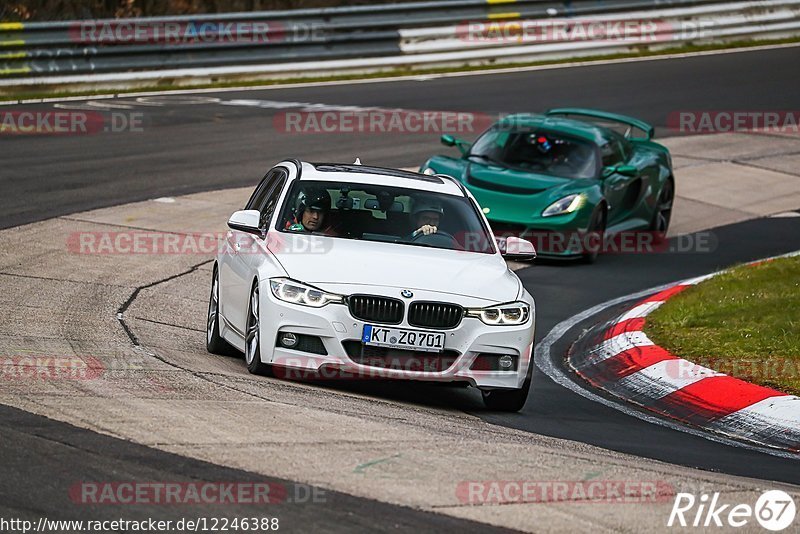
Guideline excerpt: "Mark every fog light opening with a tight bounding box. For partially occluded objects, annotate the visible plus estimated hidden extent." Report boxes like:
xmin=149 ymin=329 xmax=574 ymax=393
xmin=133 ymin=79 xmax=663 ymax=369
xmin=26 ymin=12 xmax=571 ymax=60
xmin=280 ymin=332 xmax=298 ymax=348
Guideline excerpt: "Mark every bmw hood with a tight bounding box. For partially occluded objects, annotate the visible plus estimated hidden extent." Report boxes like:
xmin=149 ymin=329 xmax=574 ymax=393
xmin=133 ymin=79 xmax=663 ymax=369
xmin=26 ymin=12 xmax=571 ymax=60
xmin=269 ymin=233 xmax=520 ymax=302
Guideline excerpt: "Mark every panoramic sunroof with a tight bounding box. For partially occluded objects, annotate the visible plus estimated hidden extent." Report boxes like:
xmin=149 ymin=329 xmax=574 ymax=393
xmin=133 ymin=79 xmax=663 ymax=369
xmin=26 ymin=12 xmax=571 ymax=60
xmin=312 ymin=163 xmax=445 ymax=184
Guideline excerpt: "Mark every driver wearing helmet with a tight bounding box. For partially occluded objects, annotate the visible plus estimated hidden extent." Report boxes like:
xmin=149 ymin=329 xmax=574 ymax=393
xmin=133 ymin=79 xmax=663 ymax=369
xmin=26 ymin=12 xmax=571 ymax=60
xmin=409 ymin=198 xmax=444 ymax=238
xmin=286 ymin=188 xmax=333 ymax=233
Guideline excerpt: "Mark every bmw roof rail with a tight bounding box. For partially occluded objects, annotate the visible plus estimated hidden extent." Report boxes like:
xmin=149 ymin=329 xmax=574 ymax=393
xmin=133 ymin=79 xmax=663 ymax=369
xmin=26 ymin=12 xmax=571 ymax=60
xmin=310 ymin=162 xmax=446 ymax=184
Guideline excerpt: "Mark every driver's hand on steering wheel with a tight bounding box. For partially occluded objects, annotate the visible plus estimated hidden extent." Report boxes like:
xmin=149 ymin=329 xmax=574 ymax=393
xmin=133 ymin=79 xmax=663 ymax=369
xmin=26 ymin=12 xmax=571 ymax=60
xmin=413 ymin=224 xmax=438 ymax=237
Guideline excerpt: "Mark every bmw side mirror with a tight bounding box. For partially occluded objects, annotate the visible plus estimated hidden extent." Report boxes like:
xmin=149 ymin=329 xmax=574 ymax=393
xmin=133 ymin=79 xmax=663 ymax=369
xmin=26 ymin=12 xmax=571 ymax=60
xmin=227 ymin=210 xmax=263 ymax=236
xmin=499 ymin=236 xmax=537 ymax=261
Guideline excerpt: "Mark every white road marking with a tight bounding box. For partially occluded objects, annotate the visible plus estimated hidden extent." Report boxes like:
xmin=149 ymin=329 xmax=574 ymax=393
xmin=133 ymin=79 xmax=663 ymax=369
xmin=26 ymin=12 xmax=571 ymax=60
xmin=136 ymin=95 xmax=222 ymax=106
xmin=55 ymin=100 xmax=137 ymax=110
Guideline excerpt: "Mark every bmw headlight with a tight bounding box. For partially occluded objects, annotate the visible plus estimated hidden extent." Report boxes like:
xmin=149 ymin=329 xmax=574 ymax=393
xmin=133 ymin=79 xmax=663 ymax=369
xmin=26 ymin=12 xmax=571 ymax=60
xmin=269 ymin=278 xmax=344 ymax=307
xmin=466 ymin=301 xmax=530 ymax=326
xmin=542 ymin=194 xmax=584 ymax=217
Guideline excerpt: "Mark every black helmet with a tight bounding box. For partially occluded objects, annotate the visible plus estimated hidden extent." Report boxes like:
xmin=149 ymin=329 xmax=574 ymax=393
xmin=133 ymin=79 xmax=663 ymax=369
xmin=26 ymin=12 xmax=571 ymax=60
xmin=411 ymin=197 xmax=444 ymax=217
xmin=298 ymin=188 xmax=331 ymax=213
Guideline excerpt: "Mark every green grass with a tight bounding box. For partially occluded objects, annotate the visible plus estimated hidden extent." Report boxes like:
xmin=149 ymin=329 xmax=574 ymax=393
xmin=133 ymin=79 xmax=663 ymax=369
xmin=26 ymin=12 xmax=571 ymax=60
xmin=645 ymin=255 xmax=800 ymax=395
xmin=3 ymin=37 xmax=800 ymax=101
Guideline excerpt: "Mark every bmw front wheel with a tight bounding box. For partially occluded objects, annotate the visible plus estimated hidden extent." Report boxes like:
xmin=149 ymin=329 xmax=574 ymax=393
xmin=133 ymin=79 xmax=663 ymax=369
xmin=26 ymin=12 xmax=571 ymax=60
xmin=245 ymin=282 xmax=272 ymax=375
xmin=206 ymin=266 xmax=235 ymax=355
xmin=481 ymin=369 xmax=532 ymax=412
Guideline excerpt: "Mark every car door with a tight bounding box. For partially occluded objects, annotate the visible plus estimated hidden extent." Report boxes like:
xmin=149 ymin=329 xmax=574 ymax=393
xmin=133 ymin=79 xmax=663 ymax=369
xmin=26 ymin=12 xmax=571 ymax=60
xmin=219 ymin=169 xmax=283 ymax=336
xmin=601 ymin=137 xmax=640 ymax=227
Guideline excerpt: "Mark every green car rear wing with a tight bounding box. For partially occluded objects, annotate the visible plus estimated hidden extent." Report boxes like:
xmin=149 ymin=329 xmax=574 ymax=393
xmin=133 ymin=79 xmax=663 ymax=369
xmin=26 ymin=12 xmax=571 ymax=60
xmin=545 ymin=108 xmax=655 ymax=140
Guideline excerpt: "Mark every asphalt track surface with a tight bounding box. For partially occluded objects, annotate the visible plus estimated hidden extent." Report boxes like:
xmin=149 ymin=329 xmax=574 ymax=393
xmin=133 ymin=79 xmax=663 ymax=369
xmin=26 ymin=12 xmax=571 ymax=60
xmin=2 ymin=46 xmax=800 ymax=524
xmin=0 ymin=404 xmax=509 ymax=532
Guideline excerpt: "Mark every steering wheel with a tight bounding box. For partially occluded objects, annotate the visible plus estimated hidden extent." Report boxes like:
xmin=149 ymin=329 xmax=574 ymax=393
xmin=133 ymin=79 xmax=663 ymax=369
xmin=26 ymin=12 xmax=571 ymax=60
xmin=411 ymin=230 xmax=457 ymax=248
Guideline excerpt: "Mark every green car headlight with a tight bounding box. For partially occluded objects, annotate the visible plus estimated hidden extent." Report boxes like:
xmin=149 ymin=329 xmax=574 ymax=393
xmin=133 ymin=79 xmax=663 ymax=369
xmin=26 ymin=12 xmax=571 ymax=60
xmin=542 ymin=194 xmax=585 ymax=217
xmin=269 ymin=278 xmax=344 ymax=308
xmin=466 ymin=301 xmax=530 ymax=326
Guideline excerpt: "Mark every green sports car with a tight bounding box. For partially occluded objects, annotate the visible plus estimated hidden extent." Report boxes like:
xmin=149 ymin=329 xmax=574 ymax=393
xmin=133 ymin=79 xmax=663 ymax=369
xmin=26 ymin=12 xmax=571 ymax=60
xmin=419 ymin=108 xmax=675 ymax=262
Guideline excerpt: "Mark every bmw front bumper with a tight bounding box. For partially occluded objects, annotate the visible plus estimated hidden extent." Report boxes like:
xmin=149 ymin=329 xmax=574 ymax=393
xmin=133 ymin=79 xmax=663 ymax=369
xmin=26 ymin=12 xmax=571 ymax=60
xmin=258 ymin=282 xmax=535 ymax=390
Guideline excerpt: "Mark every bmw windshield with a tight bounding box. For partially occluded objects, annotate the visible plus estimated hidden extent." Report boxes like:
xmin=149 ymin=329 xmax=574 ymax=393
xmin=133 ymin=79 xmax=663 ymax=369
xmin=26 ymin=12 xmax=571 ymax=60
xmin=469 ymin=127 xmax=600 ymax=179
xmin=277 ymin=180 xmax=496 ymax=254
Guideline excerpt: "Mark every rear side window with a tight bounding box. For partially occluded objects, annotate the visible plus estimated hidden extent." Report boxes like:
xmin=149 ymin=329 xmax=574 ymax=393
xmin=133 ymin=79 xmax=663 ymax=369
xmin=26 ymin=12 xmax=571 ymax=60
xmin=601 ymin=139 xmax=625 ymax=167
xmin=259 ymin=173 xmax=287 ymax=227
xmin=245 ymin=169 xmax=283 ymax=211
xmin=245 ymin=168 xmax=288 ymax=227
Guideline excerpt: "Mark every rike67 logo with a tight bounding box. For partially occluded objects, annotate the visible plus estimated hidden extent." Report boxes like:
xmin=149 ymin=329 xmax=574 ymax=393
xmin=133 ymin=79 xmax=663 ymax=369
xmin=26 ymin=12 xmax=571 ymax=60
xmin=668 ymin=490 xmax=796 ymax=531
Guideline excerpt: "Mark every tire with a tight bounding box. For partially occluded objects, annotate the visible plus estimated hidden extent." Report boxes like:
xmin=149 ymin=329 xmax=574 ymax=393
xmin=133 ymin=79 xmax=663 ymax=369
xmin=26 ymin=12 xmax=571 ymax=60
xmin=581 ymin=207 xmax=605 ymax=264
xmin=244 ymin=282 xmax=273 ymax=376
xmin=651 ymin=178 xmax=674 ymax=242
xmin=481 ymin=366 xmax=532 ymax=412
xmin=206 ymin=266 xmax=236 ymax=356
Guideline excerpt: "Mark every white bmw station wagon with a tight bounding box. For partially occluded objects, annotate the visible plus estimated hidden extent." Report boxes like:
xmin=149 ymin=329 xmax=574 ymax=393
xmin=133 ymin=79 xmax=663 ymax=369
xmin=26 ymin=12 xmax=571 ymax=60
xmin=207 ymin=160 xmax=537 ymax=411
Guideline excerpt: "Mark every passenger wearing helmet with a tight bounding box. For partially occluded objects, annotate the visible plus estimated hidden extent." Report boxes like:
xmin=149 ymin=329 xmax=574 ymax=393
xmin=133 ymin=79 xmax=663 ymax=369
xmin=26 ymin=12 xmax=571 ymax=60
xmin=409 ymin=198 xmax=444 ymax=238
xmin=286 ymin=188 xmax=332 ymax=233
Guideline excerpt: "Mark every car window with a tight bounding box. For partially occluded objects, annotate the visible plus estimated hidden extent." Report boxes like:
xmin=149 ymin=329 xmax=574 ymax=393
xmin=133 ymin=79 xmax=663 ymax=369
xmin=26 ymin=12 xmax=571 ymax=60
xmin=470 ymin=128 xmax=599 ymax=179
xmin=245 ymin=168 xmax=282 ymax=211
xmin=601 ymin=139 xmax=625 ymax=167
xmin=277 ymin=180 xmax=496 ymax=254
xmin=259 ymin=172 xmax=287 ymax=228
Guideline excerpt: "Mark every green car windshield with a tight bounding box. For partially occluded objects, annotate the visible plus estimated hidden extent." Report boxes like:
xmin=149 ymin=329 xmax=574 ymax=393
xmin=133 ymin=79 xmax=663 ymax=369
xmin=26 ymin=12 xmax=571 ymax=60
xmin=469 ymin=128 xmax=600 ymax=179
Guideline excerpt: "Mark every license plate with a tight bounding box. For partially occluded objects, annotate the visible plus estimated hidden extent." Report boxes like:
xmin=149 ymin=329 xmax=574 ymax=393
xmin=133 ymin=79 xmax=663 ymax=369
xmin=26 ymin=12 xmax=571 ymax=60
xmin=361 ymin=325 xmax=445 ymax=353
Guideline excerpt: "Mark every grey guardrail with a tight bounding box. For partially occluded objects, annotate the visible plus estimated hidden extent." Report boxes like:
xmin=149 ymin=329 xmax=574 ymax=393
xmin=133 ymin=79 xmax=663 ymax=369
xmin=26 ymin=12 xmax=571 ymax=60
xmin=1 ymin=0 xmax=798 ymax=85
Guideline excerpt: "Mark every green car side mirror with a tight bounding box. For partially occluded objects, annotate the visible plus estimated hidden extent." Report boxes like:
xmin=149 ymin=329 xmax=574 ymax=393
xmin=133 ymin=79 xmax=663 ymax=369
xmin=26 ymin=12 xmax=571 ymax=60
xmin=441 ymin=134 xmax=471 ymax=156
xmin=602 ymin=164 xmax=638 ymax=178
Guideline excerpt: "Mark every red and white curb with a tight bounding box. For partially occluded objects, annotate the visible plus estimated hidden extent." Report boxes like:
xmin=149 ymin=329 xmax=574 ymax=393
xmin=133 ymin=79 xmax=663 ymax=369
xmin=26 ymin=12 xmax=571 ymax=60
xmin=568 ymin=253 xmax=800 ymax=453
